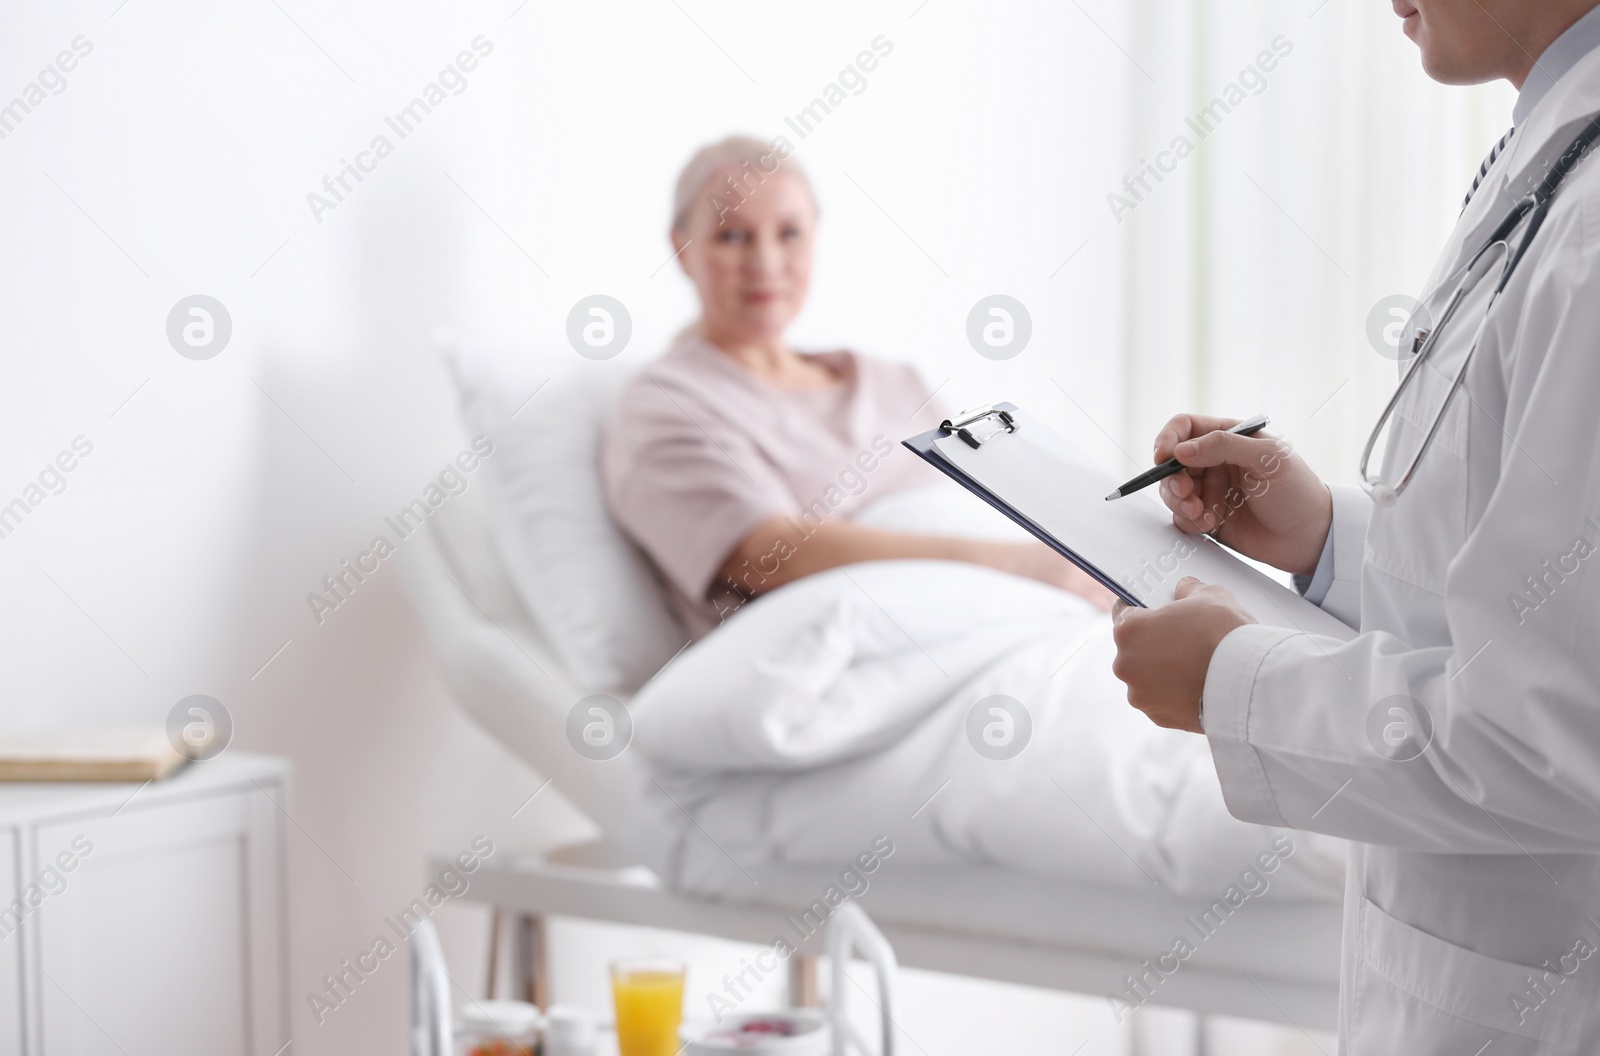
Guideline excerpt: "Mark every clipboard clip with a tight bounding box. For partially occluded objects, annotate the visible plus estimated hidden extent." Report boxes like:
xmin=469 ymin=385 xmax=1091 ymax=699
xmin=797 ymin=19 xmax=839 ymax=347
xmin=941 ymin=405 xmax=1017 ymax=449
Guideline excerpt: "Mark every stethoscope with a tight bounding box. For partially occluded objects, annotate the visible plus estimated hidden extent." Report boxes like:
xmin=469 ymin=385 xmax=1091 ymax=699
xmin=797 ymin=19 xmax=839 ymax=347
xmin=1359 ymin=112 xmax=1600 ymax=506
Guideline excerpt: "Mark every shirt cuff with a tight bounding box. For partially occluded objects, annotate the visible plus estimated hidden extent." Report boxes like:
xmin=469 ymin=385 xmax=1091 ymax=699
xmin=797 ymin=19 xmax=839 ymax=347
xmin=1201 ymin=622 xmax=1300 ymax=828
xmin=1291 ymin=520 xmax=1337 ymax=606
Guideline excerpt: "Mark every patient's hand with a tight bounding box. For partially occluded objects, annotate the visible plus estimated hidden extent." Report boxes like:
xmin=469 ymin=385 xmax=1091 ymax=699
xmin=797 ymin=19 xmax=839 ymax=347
xmin=1110 ymin=576 xmax=1254 ymax=732
xmin=1002 ymin=542 xmax=1117 ymax=611
xmin=1154 ymin=414 xmax=1332 ymax=577
xmin=718 ymin=518 xmax=1115 ymax=610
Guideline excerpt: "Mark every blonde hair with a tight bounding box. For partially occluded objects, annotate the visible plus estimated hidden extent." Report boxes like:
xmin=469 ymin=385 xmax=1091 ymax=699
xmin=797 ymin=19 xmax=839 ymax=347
xmin=670 ymin=134 xmax=816 ymax=233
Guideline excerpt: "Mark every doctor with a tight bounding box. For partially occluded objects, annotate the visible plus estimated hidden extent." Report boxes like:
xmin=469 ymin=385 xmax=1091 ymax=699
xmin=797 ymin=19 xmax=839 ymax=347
xmin=1111 ymin=0 xmax=1600 ymax=1050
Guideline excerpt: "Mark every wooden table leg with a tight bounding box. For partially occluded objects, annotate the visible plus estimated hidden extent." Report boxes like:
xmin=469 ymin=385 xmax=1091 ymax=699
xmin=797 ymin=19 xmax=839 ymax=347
xmin=787 ymin=952 xmax=819 ymax=1008
xmin=487 ymin=908 xmax=503 ymax=999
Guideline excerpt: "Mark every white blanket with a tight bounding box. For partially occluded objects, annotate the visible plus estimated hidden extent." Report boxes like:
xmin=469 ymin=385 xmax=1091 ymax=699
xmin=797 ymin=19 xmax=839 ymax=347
xmin=629 ymin=488 xmax=1345 ymax=901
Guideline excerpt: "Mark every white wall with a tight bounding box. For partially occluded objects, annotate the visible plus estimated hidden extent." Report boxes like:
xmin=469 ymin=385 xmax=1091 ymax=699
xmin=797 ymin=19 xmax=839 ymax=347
xmin=0 ymin=1 xmax=1515 ymax=1053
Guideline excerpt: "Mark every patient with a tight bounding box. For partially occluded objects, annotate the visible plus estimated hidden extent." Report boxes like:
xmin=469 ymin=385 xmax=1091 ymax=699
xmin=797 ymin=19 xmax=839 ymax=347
xmin=602 ymin=135 xmax=1113 ymax=639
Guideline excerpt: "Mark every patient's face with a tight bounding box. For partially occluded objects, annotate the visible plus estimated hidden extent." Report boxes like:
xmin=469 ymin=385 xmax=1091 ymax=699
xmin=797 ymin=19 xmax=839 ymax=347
xmin=676 ymin=167 xmax=815 ymax=344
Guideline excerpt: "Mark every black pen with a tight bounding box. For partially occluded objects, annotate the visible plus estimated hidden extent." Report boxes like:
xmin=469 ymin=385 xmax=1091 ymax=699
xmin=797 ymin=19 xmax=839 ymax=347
xmin=1103 ymin=415 xmax=1270 ymax=501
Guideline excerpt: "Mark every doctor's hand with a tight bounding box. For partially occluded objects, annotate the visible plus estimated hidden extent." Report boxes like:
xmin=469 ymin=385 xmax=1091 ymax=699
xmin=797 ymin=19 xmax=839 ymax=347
xmin=1110 ymin=577 xmax=1255 ymax=732
xmin=1154 ymin=413 xmax=1332 ymax=577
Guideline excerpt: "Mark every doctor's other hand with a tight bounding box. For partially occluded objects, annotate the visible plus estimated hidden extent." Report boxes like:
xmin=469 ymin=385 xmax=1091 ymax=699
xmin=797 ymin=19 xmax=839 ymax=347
xmin=1110 ymin=577 xmax=1255 ymax=732
xmin=1154 ymin=413 xmax=1332 ymax=577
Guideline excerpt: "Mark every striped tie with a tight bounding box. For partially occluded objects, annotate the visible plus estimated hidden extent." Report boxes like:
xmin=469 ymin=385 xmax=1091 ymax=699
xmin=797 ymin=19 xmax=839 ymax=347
xmin=1463 ymin=127 xmax=1515 ymax=210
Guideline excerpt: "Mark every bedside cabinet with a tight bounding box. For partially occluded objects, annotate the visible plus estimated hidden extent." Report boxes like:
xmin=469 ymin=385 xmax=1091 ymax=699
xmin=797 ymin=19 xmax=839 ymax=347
xmin=0 ymin=752 xmax=290 ymax=1055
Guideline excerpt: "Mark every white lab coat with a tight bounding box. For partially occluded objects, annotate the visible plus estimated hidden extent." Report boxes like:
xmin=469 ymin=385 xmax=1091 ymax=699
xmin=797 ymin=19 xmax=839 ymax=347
xmin=1202 ymin=48 xmax=1600 ymax=1054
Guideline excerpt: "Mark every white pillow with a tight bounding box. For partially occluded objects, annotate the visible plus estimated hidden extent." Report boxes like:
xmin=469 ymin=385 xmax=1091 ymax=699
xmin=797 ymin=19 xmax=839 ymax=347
xmin=446 ymin=350 xmax=689 ymax=694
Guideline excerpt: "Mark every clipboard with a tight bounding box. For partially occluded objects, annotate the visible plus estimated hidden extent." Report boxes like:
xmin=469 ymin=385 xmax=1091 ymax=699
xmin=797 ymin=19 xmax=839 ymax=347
xmin=904 ymin=403 xmax=1356 ymax=641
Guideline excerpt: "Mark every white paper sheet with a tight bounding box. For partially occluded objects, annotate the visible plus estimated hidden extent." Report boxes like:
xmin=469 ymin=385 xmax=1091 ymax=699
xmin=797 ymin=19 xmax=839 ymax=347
xmin=927 ymin=411 xmax=1356 ymax=641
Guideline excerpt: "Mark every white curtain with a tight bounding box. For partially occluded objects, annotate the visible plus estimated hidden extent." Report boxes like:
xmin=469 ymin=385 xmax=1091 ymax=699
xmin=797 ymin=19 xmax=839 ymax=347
xmin=1109 ymin=0 xmax=1514 ymax=482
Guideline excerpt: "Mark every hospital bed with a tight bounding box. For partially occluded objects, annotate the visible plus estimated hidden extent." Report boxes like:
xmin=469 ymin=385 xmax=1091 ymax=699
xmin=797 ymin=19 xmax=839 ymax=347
xmin=397 ymin=343 xmax=1344 ymax=1038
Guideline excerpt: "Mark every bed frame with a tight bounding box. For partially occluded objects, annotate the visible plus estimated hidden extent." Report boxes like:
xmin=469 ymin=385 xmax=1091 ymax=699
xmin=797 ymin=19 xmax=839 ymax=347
xmin=399 ymin=385 xmax=1344 ymax=1047
xmin=431 ymin=847 xmax=1341 ymax=1030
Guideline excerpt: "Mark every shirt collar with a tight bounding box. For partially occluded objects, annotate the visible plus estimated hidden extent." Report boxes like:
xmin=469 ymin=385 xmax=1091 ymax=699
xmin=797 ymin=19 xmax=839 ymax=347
xmin=1515 ymin=4 xmax=1600 ymax=126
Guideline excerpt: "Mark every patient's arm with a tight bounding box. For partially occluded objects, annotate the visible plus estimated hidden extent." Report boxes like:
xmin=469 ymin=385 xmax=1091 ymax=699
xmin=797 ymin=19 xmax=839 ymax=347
xmin=717 ymin=515 xmax=1115 ymax=610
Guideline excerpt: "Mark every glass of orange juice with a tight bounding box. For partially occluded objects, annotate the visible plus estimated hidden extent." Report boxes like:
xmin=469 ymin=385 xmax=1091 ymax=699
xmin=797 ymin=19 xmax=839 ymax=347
xmin=610 ymin=958 xmax=686 ymax=1056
